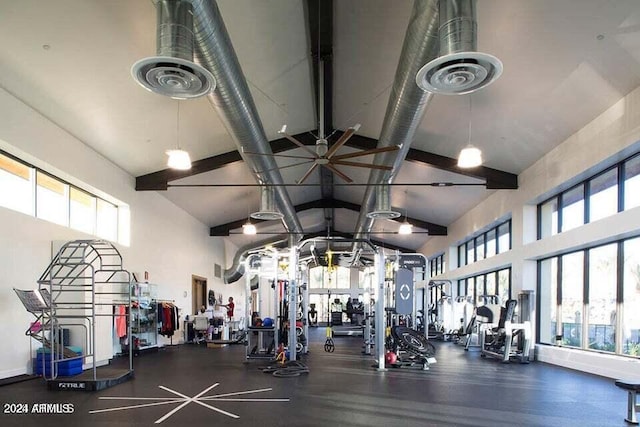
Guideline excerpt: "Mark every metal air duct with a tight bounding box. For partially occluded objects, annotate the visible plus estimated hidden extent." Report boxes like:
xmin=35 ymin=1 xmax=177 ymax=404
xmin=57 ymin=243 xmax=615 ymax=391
xmin=353 ymin=0 xmax=440 ymax=247
xmin=132 ymin=0 xmax=215 ymax=99
xmin=366 ymin=184 xmax=400 ymax=219
xmin=415 ymin=0 xmax=502 ymax=95
xmin=251 ymin=186 xmax=284 ymax=221
xmin=189 ymin=0 xmax=303 ymax=282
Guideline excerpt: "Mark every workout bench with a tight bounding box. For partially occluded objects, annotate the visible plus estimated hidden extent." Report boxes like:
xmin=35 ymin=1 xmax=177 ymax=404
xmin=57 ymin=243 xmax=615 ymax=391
xmin=615 ymin=379 xmax=640 ymax=424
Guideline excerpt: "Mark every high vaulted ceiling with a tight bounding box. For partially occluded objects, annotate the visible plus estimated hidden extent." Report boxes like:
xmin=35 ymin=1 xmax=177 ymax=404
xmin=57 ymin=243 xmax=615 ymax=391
xmin=1 ymin=0 xmax=640 ymax=253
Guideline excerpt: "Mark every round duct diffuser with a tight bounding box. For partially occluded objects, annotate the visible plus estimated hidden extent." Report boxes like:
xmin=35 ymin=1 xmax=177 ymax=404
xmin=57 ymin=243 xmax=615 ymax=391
xmin=366 ymin=209 xmax=401 ymax=220
xmin=131 ymin=56 xmax=216 ymax=99
xmin=415 ymin=52 xmax=502 ymax=95
xmin=250 ymin=210 xmax=284 ymax=221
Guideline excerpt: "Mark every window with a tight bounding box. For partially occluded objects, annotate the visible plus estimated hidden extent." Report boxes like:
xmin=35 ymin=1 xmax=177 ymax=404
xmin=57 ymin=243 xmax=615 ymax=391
xmin=623 ymin=237 xmax=640 ymax=356
xmin=458 ymin=244 xmax=466 ymax=267
xmin=539 ymin=258 xmax=558 ymax=345
xmin=466 ymin=240 xmax=475 ymax=265
xmin=0 ymin=152 xmax=33 ymax=215
xmin=476 ymin=234 xmax=485 ymax=262
xmin=538 ymin=152 xmax=640 ymax=240
xmin=560 ymin=251 xmax=584 ymax=348
xmin=497 ymin=268 xmax=511 ymax=302
xmin=624 ymin=154 xmax=640 ymax=210
xmin=539 ymin=197 xmax=559 ymax=238
xmin=497 ymin=221 xmax=511 ymax=253
xmin=561 ymin=185 xmax=585 ymax=232
xmin=486 ymin=228 xmax=497 ymax=258
xmin=588 ymin=168 xmax=618 ymax=222
xmin=485 ymin=272 xmax=496 ymax=296
xmin=429 ymin=254 xmax=445 ymax=277
xmin=587 ymin=244 xmax=617 ymax=352
xmin=70 ymin=187 xmax=96 ymax=234
xmin=36 ymin=171 xmax=68 ymax=226
xmin=0 ymin=150 xmax=127 ymax=244
xmin=475 ymin=275 xmax=485 ymax=298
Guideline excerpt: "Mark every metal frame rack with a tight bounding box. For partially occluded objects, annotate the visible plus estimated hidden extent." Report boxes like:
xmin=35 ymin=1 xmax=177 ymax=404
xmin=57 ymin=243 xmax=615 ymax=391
xmin=16 ymin=239 xmax=133 ymax=391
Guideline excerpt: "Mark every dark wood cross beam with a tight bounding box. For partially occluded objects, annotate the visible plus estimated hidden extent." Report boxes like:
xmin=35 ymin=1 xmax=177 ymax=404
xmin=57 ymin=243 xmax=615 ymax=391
xmin=209 ymin=197 xmax=447 ymax=236
xmin=136 ymin=131 xmax=517 ymax=191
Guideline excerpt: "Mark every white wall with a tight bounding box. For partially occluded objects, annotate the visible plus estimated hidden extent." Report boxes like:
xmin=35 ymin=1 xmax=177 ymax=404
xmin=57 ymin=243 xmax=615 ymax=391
xmin=419 ymin=85 xmax=640 ymax=379
xmin=0 ymin=87 xmax=231 ymax=378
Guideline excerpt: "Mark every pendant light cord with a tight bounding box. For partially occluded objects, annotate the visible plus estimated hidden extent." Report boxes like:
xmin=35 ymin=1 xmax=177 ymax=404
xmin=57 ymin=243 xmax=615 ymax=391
xmin=468 ymin=95 xmax=472 ymax=146
xmin=176 ymin=101 xmax=181 ymax=150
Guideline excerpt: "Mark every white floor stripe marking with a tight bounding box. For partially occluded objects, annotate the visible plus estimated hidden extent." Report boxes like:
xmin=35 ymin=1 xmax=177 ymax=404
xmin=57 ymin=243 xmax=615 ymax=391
xmin=89 ymin=399 xmax=184 ymax=414
xmin=99 ymin=397 xmax=181 ymax=401
xmin=203 ymin=387 xmax=273 ymax=398
xmin=206 ymin=398 xmax=290 ymax=402
xmin=90 ymin=382 xmax=288 ymax=423
xmin=193 ymin=400 xmax=240 ymax=419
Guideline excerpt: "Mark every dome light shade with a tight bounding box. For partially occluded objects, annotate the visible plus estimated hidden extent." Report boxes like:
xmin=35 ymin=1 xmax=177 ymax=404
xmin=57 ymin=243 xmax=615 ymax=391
xmin=457 ymin=145 xmax=482 ymax=168
xmin=398 ymin=222 xmax=413 ymax=235
xmin=242 ymin=222 xmax=257 ymax=235
xmin=166 ymin=149 xmax=192 ymax=170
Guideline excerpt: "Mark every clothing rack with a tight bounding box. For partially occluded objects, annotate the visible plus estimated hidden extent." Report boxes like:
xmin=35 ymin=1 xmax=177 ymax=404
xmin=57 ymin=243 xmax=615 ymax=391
xmin=154 ymin=299 xmax=179 ymax=347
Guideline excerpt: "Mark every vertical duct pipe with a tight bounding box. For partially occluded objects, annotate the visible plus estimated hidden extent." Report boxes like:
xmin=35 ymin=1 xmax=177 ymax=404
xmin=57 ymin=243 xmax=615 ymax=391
xmin=188 ymin=1 xmax=303 ymax=282
xmin=416 ymin=0 xmax=502 ymax=94
xmin=132 ymin=0 xmax=216 ymax=99
xmin=352 ymin=0 xmax=440 ymax=247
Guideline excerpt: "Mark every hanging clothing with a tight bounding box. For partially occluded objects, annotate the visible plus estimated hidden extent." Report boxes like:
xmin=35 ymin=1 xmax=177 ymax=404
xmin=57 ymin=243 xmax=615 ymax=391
xmin=115 ymin=305 xmax=127 ymax=338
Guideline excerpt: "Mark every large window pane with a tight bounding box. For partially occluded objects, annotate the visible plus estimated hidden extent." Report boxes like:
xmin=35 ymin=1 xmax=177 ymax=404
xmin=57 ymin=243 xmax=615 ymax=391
xmin=458 ymin=244 xmax=466 ymax=267
xmin=623 ymin=237 xmax=640 ymax=357
xmin=561 ymin=185 xmax=585 ymax=232
xmin=70 ymin=187 xmax=96 ymax=235
xmin=539 ymin=258 xmax=558 ymax=344
xmin=486 ymin=228 xmax=496 ymax=258
xmin=336 ymin=267 xmax=350 ymax=288
xmin=539 ymin=197 xmax=558 ymax=238
xmin=96 ymin=199 xmax=118 ymax=241
xmin=36 ymin=171 xmax=68 ymax=226
xmin=0 ymin=152 xmax=33 ymax=215
xmin=587 ymin=244 xmax=617 ymax=352
xmin=589 ymin=168 xmax=618 ymax=223
xmin=498 ymin=268 xmax=511 ymax=302
xmin=497 ymin=222 xmax=511 ymax=253
xmin=476 ymin=234 xmax=485 ymax=261
xmin=475 ymin=275 xmax=486 ymax=299
xmin=624 ymin=154 xmax=640 ymax=210
xmin=467 ymin=240 xmax=475 ymax=265
xmin=561 ymin=252 xmax=584 ymax=348
xmin=486 ymin=272 xmax=496 ymax=297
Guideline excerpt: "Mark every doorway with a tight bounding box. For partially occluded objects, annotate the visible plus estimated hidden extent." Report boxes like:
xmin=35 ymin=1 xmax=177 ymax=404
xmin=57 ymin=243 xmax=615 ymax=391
xmin=192 ymin=275 xmax=207 ymax=315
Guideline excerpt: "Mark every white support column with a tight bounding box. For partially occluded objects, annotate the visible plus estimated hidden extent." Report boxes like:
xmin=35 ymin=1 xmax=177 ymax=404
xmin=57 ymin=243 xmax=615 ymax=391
xmin=301 ymin=263 xmax=309 ymax=354
xmin=375 ymin=250 xmax=387 ymax=370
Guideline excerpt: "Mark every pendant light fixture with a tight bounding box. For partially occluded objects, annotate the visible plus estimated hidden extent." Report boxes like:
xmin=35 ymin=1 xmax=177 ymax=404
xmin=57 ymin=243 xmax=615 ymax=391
xmin=458 ymin=96 xmax=482 ymax=168
xmin=166 ymin=101 xmax=192 ymax=170
xmin=398 ymin=191 xmax=413 ymax=235
xmin=242 ymin=191 xmax=257 ymax=235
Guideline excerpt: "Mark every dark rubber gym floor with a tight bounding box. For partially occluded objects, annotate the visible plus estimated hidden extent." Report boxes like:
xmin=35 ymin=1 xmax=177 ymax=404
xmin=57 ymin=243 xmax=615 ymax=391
xmin=0 ymin=328 xmax=632 ymax=427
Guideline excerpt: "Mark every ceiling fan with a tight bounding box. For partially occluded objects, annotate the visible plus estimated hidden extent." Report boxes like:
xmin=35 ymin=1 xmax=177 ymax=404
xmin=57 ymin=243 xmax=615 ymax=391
xmin=245 ymin=124 xmax=399 ymax=184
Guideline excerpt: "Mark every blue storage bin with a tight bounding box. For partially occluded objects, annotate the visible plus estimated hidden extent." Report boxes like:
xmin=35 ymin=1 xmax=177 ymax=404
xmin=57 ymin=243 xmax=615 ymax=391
xmin=33 ymin=347 xmax=83 ymax=376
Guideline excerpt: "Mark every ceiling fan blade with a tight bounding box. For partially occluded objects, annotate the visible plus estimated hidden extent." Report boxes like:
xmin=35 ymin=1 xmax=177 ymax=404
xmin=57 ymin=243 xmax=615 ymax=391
xmin=256 ymin=160 xmax=314 ymax=174
xmin=331 ymin=145 xmax=399 ymax=160
xmin=243 ymin=150 xmax=315 ymax=160
xmin=323 ymin=163 xmax=353 ymax=183
xmin=326 ymin=124 xmax=361 ymax=158
xmin=297 ymin=163 xmax=319 ymax=184
xmin=332 ymin=160 xmax=392 ymax=171
xmin=278 ymin=127 xmax=318 ymax=158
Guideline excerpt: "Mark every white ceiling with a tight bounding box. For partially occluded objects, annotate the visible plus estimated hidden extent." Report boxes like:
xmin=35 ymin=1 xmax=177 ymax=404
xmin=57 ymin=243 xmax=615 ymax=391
xmin=1 ymin=0 xmax=640 ymax=252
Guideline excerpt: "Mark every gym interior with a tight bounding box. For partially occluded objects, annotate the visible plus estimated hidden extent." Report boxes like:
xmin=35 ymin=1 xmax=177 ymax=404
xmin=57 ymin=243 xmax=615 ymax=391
xmin=2 ymin=1 xmax=640 ymax=426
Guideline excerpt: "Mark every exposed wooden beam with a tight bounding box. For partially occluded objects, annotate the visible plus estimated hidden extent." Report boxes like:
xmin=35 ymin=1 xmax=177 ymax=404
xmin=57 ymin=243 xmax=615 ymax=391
xmin=135 ymin=132 xmax=316 ymax=191
xmin=343 ymin=133 xmax=518 ymax=189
